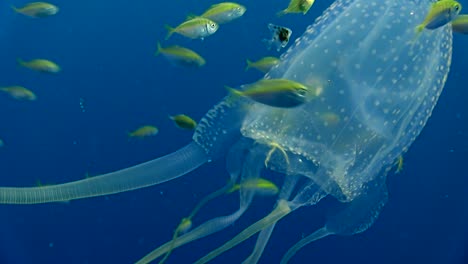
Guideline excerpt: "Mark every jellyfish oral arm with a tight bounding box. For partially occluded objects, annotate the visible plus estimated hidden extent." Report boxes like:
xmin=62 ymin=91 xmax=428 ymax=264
xmin=135 ymin=193 xmax=253 ymax=264
xmin=194 ymin=199 xmax=292 ymax=264
xmin=0 ymin=142 xmax=207 ymax=204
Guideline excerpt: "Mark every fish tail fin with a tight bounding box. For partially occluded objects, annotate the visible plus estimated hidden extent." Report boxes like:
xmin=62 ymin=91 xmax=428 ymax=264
xmin=276 ymin=9 xmax=287 ymax=17
xmin=226 ymin=184 xmax=240 ymax=194
xmin=126 ymin=131 xmax=133 ymax=138
xmin=155 ymin=42 xmax=162 ymax=56
xmin=409 ymin=26 xmax=424 ymax=45
xmin=16 ymin=58 xmax=25 ymax=67
xmin=164 ymin=24 xmax=175 ymax=40
xmin=245 ymin=59 xmax=252 ymax=71
xmin=415 ymin=24 xmax=425 ymax=34
xmin=224 ymin=86 xmax=242 ymax=105
xmin=224 ymin=86 xmax=242 ymax=96
xmin=10 ymin=5 xmax=18 ymax=13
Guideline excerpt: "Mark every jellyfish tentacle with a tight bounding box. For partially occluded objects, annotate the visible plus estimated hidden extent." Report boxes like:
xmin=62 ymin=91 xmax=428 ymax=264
xmin=242 ymin=223 xmax=277 ymax=264
xmin=280 ymin=227 xmax=334 ymax=264
xmin=0 ymin=142 xmax=207 ymax=204
xmin=243 ymin=174 xmax=300 ymax=264
xmin=194 ymin=199 xmax=292 ymax=264
xmin=158 ymin=181 xmax=236 ymax=264
xmin=135 ymin=188 xmax=254 ymax=264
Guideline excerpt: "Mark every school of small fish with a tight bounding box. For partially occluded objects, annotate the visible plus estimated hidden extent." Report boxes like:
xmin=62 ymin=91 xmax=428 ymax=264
xmin=2 ymin=0 xmax=467 ymax=149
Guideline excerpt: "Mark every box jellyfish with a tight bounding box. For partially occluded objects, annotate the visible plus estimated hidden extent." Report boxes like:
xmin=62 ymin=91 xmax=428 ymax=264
xmin=0 ymin=0 xmax=453 ymax=262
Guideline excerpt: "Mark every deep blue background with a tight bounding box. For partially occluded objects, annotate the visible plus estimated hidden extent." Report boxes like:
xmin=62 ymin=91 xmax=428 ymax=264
xmin=0 ymin=0 xmax=467 ymax=263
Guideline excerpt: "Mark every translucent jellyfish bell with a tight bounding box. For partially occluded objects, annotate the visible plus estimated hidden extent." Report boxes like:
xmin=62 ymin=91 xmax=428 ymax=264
xmin=0 ymin=0 xmax=452 ymax=263
xmin=243 ymin=0 xmax=453 ymax=202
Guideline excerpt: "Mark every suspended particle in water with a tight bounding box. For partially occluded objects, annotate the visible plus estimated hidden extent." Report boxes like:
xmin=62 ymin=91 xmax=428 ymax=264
xmin=79 ymin=97 xmax=86 ymax=113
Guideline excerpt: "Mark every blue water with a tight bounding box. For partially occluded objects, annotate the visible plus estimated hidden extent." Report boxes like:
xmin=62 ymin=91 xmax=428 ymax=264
xmin=0 ymin=0 xmax=467 ymax=263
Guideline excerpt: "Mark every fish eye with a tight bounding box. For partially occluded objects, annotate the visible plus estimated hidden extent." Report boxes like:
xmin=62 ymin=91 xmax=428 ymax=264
xmin=454 ymin=4 xmax=460 ymax=11
xmin=210 ymin=23 xmax=216 ymax=28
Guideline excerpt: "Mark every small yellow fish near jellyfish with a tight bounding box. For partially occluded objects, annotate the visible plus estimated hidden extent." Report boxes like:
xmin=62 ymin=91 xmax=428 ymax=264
xmin=415 ymin=0 xmax=461 ymax=34
xmin=155 ymin=42 xmax=206 ymax=68
xmin=277 ymin=0 xmax=315 ymax=16
xmin=169 ymin=114 xmax=197 ymax=130
xmin=226 ymin=78 xmax=320 ymax=108
xmin=11 ymin=2 xmax=59 ymax=18
xmin=227 ymin=178 xmax=279 ymax=196
xmin=165 ymin=17 xmax=218 ymax=40
xmin=0 ymin=86 xmax=37 ymax=101
xmin=197 ymin=2 xmax=246 ymax=24
xmin=17 ymin=58 xmax=61 ymax=74
xmin=128 ymin=125 xmax=158 ymax=138
xmin=245 ymin=56 xmax=280 ymax=73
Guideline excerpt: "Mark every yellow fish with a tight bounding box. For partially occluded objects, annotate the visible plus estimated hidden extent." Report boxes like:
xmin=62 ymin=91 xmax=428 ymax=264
xmin=12 ymin=2 xmax=59 ymax=18
xmin=198 ymin=2 xmax=246 ymax=24
xmin=0 ymin=86 xmax=37 ymax=101
xmin=165 ymin=17 xmax=218 ymax=40
xmin=277 ymin=0 xmax=315 ymax=16
xmin=451 ymin=14 xmax=468 ymax=34
xmin=155 ymin=43 xmax=205 ymax=67
xmin=227 ymin=178 xmax=279 ymax=196
xmin=18 ymin=58 xmax=61 ymax=73
xmin=226 ymin=78 xmax=316 ymax=108
xmin=169 ymin=114 xmax=197 ymax=130
xmin=415 ymin=0 xmax=461 ymax=34
xmin=128 ymin=125 xmax=158 ymax=138
xmin=245 ymin=56 xmax=280 ymax=73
